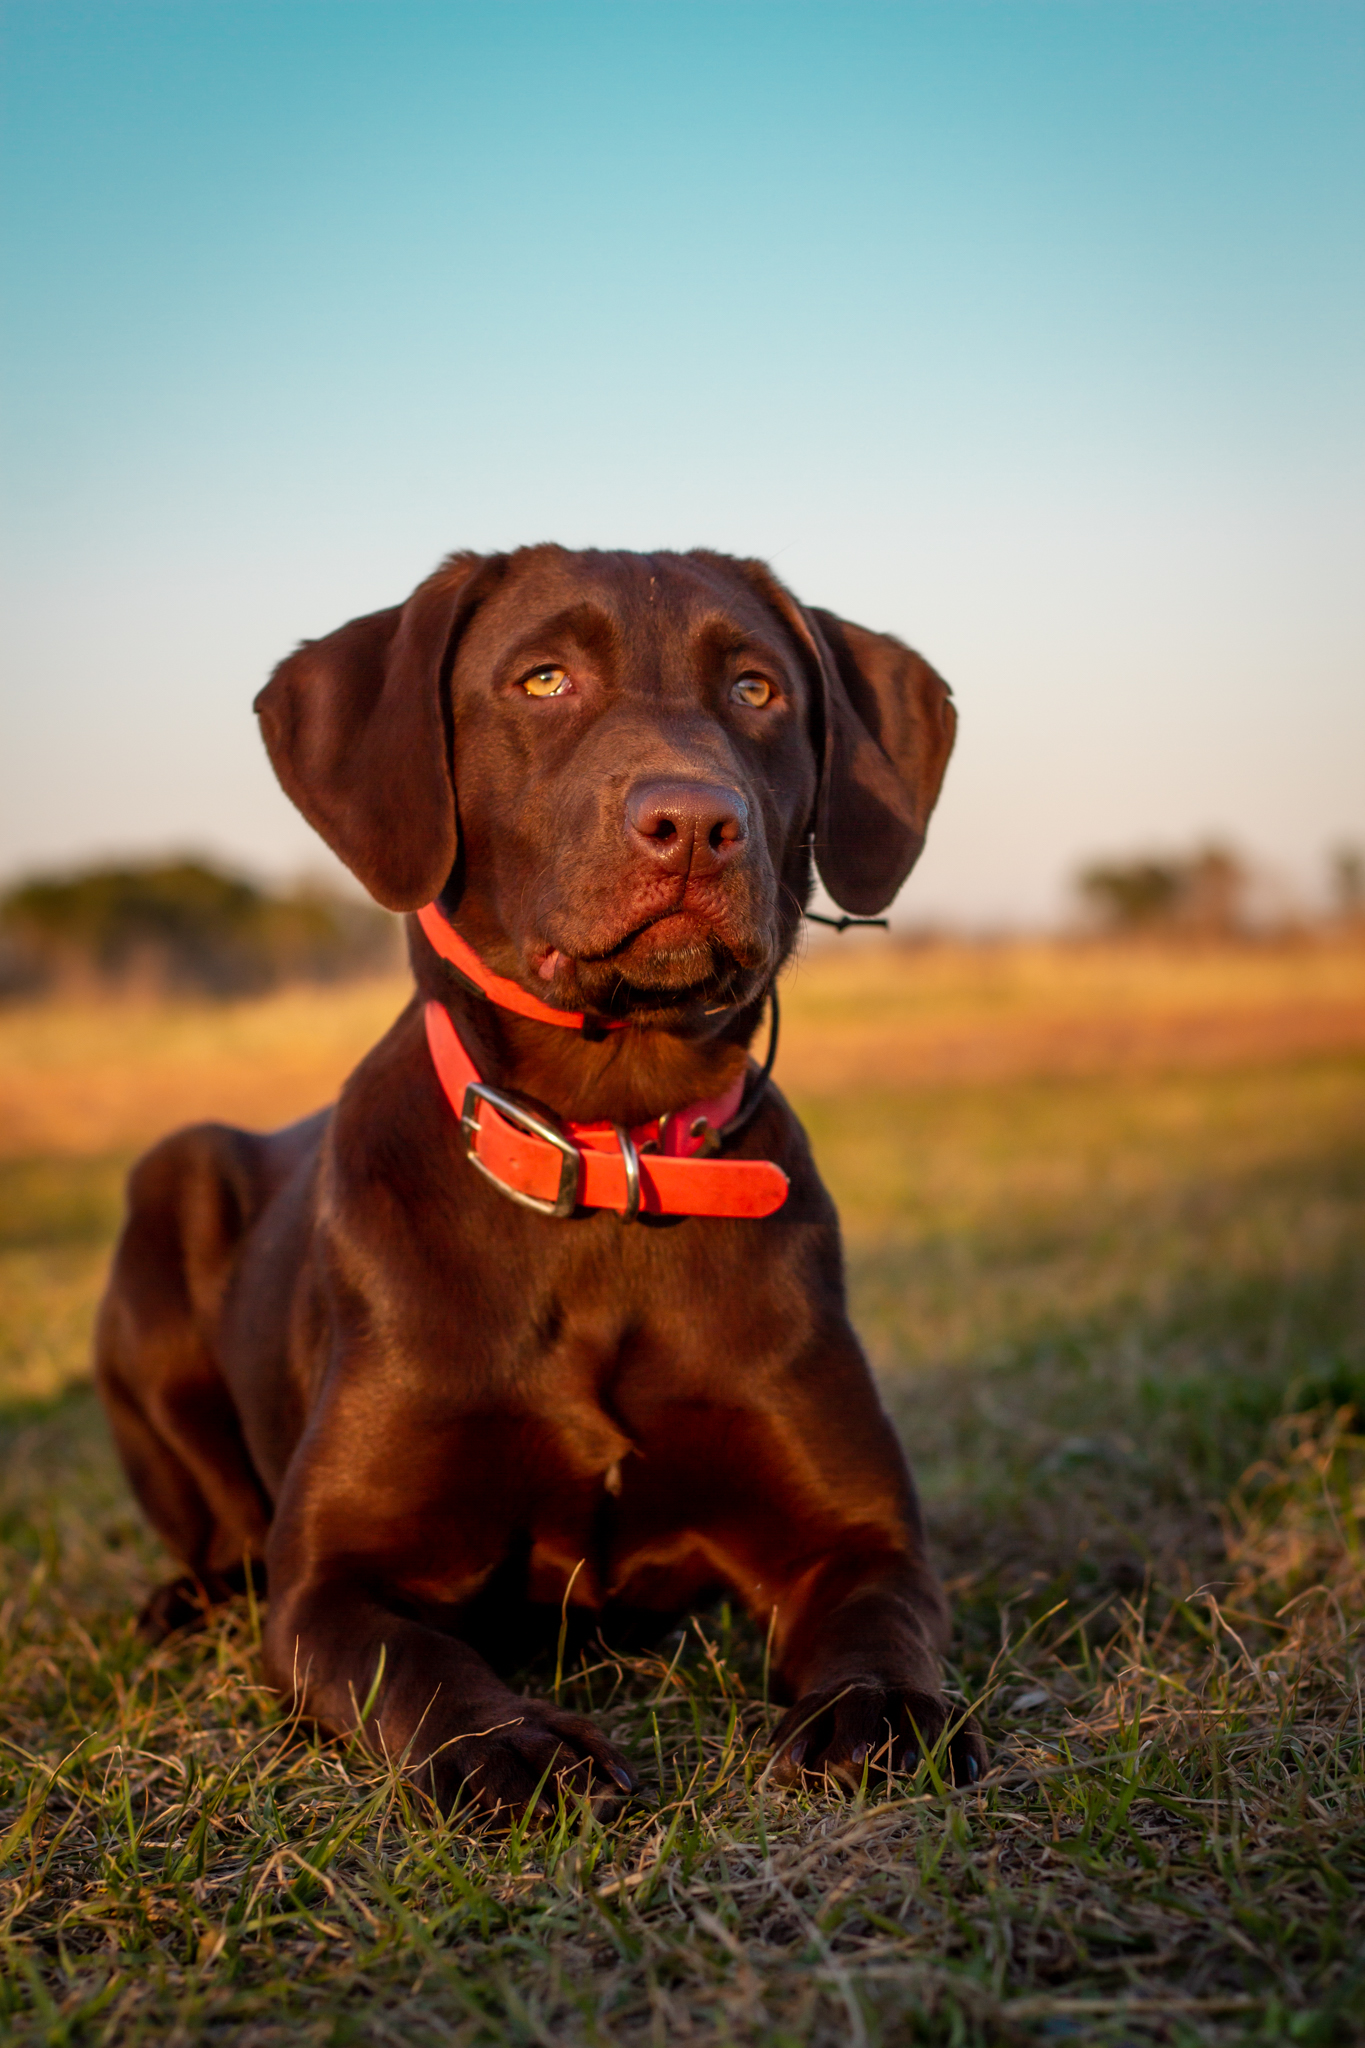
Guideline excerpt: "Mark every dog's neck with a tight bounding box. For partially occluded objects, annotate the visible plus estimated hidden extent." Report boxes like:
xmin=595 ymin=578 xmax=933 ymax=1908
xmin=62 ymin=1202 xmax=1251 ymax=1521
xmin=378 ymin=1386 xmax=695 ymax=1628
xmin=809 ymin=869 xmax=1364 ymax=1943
xmin=409 ymin=911 xmax=761 ymax=1128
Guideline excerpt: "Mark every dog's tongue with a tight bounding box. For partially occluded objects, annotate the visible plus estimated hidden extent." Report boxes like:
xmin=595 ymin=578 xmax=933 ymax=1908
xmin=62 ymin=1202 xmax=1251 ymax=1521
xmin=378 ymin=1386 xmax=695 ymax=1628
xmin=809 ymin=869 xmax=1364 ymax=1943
xmin=537 ymin=949 xmax=562 ymax=982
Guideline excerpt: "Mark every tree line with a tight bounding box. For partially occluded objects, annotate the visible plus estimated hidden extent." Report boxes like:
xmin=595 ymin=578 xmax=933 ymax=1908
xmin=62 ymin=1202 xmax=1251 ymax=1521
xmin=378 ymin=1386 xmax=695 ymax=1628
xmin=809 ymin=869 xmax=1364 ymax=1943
xmin=1076 ymin=842 xmax=1364 ymax=936
xmin=0 ymin=859 xmax=401 ymax=999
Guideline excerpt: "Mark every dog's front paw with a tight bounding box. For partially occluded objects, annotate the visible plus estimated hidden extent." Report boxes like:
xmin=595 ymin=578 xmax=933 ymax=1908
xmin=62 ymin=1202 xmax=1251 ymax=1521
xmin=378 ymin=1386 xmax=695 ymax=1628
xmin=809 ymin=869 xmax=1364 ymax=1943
xmin=414 ymin=1694 xmax=640 ymax=1825
xmin=138 ymin=1564 xmax=260 ymax=1641
xmin=771 ymin=1683 xmax=986 ymax=1789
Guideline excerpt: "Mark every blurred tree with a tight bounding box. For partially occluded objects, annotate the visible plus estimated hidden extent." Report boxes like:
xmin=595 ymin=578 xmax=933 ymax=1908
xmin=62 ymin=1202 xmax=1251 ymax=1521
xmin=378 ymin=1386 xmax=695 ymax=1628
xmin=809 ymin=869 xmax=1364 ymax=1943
xmin=1178 ymin=845 xmax=1247 ymax=935
xmin=1076 ymin=857 xmax=1184 ymax=931
xmin=1077 ymin=843 xmax=1249 ymax=936
xmin=1330 ymin=844 xmax=1364 ymax=922
xmin=0 ymin=859 xmax=398 ymax=998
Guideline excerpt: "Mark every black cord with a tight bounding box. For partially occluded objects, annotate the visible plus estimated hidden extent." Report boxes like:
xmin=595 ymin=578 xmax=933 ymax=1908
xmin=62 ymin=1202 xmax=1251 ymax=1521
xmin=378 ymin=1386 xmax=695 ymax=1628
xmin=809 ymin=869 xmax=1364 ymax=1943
xmin=717 ymin=903 xmax=891 ymax=1147
xmin=718 ymin=985 xmax=780 ymax=1148
xmin=804 ymin=911 xmax=890 ymax=932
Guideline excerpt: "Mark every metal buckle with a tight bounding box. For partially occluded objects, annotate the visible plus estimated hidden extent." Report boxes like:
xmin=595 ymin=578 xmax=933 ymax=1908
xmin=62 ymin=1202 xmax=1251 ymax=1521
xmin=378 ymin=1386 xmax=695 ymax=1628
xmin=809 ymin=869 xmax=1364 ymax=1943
xmin=460 ymin=1081 xmax=581 ymax=1218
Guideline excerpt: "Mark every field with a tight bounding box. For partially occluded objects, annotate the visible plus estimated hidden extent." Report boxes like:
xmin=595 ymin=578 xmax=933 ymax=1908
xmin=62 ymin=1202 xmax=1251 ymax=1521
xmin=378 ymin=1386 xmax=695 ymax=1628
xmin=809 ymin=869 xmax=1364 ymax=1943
xmin=2 ymin=935 xmax=1364 ymax=2045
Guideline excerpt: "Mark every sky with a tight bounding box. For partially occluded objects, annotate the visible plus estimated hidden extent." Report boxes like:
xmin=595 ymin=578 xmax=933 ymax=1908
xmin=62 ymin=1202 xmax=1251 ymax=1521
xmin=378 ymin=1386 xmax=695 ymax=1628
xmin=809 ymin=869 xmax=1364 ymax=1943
xmin=1 ymin=0 xmax=1362 ymax=926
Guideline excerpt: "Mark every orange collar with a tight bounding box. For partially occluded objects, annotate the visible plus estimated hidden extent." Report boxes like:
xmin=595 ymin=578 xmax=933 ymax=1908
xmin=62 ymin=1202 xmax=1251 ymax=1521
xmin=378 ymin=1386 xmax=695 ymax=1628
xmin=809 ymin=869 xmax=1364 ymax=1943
xmin=417 ymin=903 xmax=788 ymax=1222
xmin=417 ymin=901 xmax=628 ymax=1031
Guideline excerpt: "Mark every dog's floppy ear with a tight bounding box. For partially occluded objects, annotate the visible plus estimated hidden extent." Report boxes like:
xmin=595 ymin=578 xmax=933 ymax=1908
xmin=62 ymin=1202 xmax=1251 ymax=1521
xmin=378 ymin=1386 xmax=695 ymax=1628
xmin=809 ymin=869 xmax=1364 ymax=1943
xmin=254 ymin=553 xmax=500 ymax=911
xmin=805 ymin=607 xmax=957 ymax=915
xmin=731 ymin=559 xmax=957 ymax=916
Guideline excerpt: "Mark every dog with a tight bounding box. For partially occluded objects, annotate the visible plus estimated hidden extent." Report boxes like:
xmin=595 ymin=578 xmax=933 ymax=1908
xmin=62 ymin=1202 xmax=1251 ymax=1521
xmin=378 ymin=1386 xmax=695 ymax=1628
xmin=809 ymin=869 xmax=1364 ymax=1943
xmin=95 ymin=545 xmax=985 ymax=1817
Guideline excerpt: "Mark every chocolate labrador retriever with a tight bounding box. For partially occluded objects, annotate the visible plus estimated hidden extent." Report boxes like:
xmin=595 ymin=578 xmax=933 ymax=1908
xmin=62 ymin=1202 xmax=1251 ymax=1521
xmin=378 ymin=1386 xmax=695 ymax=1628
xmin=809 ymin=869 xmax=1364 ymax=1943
xmin=95 ymin=545 xmax=985 ymax=1817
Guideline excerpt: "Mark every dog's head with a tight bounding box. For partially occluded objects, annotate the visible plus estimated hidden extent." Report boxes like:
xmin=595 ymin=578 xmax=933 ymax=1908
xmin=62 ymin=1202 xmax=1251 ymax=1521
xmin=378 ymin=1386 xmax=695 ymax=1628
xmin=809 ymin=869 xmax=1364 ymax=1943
xmin=255 ymin=547 xmax=955 ymax=1026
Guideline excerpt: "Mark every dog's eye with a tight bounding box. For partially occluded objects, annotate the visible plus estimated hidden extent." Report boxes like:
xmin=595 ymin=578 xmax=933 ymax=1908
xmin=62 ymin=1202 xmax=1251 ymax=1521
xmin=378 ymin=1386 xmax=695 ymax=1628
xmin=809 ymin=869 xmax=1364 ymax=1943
xmin=520 ymin=666 xmax=571 ymax=698
xmin=732 ymin=675 xmax=773 ymax=709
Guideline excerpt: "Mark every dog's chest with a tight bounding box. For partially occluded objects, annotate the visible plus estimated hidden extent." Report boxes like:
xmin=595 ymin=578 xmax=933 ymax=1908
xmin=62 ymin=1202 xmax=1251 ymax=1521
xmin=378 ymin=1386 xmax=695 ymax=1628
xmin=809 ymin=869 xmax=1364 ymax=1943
xmin=380 ymin=1240 xmax=788 ymax=1614
xmin=390 ymin=1368 xmax=735 ymax=1617
xmin=516 ymin=1391 xmax=725 ymax=1617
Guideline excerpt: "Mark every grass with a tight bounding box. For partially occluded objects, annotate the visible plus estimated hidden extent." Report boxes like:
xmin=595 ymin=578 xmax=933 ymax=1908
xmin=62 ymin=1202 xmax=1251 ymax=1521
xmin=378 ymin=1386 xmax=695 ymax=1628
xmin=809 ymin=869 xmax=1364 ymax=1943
xmin=2 ymin=938 xmax=1364 ymax=2044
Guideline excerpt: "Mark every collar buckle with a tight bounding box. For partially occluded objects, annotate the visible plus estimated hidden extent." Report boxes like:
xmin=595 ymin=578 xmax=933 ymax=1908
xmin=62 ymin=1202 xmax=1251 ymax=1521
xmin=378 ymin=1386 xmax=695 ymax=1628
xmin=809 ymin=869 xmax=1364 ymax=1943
xmin=460 ymin=1081 xmax=581 ymax=1217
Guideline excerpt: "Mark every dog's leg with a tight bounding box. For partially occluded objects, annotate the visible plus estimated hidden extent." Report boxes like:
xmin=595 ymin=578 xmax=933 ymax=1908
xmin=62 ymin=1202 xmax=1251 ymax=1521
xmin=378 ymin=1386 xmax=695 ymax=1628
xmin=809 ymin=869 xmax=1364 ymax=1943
xmin=672 ymin=1318 xmax=988 ymax=1787
xmin=95 ymin=1126 xmax=273 ymax=1635
xmin=97 ymin=1344 xmax=266 ymax=1637
xmin=260 ymin=1572 xmax=638 ymax=1823
xmin=764 ymin=1549 xmax=986 ymax=1787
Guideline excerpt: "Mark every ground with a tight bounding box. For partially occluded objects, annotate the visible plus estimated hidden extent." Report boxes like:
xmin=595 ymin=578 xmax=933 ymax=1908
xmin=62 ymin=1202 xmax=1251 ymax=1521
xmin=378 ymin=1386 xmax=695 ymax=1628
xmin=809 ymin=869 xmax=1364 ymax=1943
xmin=2 ymin=936 xmax=1363 ymax=2045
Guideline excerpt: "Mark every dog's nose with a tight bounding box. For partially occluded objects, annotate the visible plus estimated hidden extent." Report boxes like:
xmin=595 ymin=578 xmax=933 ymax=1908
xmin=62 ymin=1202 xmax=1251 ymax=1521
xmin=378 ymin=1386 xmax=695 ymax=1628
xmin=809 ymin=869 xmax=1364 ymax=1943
xmin=625 ymin=779 xmax=749 ymax=875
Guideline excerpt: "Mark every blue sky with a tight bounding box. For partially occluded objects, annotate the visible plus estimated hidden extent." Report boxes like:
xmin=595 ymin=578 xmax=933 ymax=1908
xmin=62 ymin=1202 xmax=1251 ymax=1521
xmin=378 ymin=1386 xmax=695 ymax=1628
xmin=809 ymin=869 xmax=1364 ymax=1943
xmin=2 ymin=0 xmax=1361 ymax=923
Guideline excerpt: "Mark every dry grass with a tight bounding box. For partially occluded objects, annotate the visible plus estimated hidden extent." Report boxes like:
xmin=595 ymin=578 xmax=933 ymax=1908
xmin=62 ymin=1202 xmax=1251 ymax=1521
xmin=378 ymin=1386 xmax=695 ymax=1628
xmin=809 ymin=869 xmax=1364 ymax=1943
xmin=777 ymin=932 xmax=1365 ymax=1093
xmin=0 ymin=979 xmax=412 ymax=1160
xmin=4 ymin=933 xmax=1363 ymax=1158
xmin=2 ymin=938 xmax=1363 ymax=2043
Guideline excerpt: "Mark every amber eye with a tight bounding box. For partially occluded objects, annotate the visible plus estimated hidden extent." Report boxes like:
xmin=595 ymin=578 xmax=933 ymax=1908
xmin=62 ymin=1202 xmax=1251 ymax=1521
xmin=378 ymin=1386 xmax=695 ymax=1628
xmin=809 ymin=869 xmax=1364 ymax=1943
xmin=520 ymin=665 xmax=571 ymax=698
xmin=732 ymin=674 xmax=773 ymax=709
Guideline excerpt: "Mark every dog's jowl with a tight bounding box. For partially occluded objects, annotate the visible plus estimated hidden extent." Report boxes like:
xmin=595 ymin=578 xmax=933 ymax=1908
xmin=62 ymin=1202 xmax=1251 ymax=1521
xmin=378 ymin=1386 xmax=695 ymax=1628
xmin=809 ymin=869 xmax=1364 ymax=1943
xmin=94 ymin=546 xmax=985 ymax=1816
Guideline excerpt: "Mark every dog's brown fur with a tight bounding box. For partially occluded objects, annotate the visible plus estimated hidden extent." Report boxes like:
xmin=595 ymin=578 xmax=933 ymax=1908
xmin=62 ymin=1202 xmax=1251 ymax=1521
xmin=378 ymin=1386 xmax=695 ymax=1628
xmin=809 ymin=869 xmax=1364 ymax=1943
xmin=95 ymin=545 xmax=983 ymax=1817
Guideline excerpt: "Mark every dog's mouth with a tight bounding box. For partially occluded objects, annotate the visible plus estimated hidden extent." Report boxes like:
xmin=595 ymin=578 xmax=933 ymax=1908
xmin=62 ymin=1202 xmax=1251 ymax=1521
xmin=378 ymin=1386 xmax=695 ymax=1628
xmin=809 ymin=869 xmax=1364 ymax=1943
xmin=531 ymin=906 xmax=772 ymax=1023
